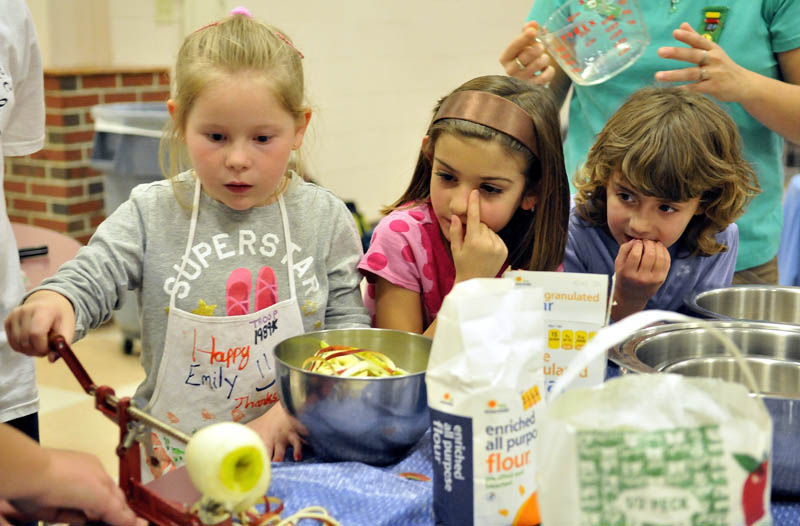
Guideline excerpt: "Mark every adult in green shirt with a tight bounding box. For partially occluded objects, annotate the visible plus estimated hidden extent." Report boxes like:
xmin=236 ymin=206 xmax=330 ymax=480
xmin=501 ymin=1 xmax=800 ymax=284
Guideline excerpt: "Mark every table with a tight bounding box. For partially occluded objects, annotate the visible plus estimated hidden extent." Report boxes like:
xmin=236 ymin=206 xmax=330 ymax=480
xmin=265 ymin=432 xmax=800 ymax=526
xmin=11 ymin=223 xmax=82 ymax=290
xmin=144 ymin=429 xmax=798 ymax=525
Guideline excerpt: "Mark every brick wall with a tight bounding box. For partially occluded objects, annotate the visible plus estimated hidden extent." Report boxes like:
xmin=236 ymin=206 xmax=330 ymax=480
xmin=4 ymin=68 xmax=170 ymax=244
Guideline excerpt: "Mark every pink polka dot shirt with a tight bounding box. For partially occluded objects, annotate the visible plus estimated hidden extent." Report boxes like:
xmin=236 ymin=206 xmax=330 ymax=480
xmin=358 ymin=201 xmax=455 ymax=329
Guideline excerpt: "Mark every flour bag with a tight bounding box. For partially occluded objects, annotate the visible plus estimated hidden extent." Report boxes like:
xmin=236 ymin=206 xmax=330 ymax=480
xmin=536 ymin=311 xmax=773 ymax=526
xmin=427 ymin=279 xmax=546 ymax=526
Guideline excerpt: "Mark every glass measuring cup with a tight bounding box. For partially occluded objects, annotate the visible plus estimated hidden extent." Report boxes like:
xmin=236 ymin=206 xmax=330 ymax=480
xmin=538 ymin=0 xmax=649 ymax=86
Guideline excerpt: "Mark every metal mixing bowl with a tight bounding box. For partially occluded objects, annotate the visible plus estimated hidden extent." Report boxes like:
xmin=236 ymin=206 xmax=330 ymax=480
xmin=685 ymin=285 xmax=800 ymax=324
xmin=274 ymin=328 xmax=432 ymax=465
xmin=609 ymin=320 xmax=800 ymax=496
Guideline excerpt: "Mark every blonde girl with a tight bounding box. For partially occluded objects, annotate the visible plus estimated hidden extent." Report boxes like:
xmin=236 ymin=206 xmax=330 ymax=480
xmin=5 ymin=11 xmax=369 ymax=473
xmin=359 ymin=75 xmax=570 ymax=337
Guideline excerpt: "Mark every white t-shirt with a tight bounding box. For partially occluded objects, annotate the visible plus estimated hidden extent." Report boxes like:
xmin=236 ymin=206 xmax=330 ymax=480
xmin=0 ymin=0 xmax=45 ymax=422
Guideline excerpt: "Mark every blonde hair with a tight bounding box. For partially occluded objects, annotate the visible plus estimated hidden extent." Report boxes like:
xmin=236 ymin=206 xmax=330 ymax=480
xmin=387 ymin=75 xmax=570 ymax=272
xmin=159 ymin=13 xmax=306 ymax=196
xmin=574 ymin=87 xmax=760 ymax=256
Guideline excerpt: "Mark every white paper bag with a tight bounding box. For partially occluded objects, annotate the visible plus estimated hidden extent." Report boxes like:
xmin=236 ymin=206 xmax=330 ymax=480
xmin=536 ymin=311 xmax=773 ymax=526
xmin=427 ymin=279 xmax=546 ymax=526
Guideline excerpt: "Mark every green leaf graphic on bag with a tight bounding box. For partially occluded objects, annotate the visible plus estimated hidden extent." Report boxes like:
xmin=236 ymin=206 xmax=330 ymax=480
xmin=734 ymin=453 xmax=769 ymax=526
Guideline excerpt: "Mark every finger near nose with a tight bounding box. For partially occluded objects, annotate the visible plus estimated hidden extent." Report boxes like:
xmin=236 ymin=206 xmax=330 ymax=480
xmin=467 ymin=189 xmax=481 ymax=223
xmin=449 ymin=188 xmax=470 ymax=216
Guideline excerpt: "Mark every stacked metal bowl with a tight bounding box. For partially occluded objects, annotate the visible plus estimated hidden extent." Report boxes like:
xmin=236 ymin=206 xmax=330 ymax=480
xmin=684 ymin=284 xmax=800 ymax=325
xmin=274 ymin=328 xmax=432 ymax=466
xmin=610 ymin=284 xmax=800 ymax=496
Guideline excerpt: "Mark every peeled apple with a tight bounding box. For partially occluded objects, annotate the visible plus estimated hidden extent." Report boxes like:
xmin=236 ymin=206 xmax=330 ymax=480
xmin=185 ymin=422 xmax=271 ymax=512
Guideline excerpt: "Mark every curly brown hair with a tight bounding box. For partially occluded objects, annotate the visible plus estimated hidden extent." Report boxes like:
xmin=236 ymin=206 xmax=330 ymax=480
xmin=386 ymin=75 xmax=570 ymax=272
xmin=573 ymin=87 xmax=760 ymax=256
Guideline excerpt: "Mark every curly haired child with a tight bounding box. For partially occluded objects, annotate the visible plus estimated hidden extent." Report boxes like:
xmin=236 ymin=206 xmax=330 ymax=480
xmin=567 ymin=87 xmax=760 ymax=321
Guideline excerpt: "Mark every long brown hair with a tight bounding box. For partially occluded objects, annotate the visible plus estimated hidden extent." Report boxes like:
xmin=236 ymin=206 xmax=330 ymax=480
xmin=386 ymin=75 xmax=570 ymax=271
xmin=574 ymin=87 xmax=759 ymax=256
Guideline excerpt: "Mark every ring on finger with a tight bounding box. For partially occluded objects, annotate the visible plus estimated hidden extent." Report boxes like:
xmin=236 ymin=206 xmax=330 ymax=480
xmin=514 ymin=56 xmax=526 ymax=71
xmin=698 ymin=49 xmax=708 ymax=67
xmin=699 ymin=67 xmax=708 ymax=81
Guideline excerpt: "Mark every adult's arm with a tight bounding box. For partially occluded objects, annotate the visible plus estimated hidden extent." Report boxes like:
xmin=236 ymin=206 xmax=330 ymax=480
xmin=0 ymin=424 xmax=143 ymax=526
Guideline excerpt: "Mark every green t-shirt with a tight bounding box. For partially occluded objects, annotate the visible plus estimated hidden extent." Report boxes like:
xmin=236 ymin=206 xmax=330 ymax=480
xmin=527 ymin=0 xmax=800 ymax=270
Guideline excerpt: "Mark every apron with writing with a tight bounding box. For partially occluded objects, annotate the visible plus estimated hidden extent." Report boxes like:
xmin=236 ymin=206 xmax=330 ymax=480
xmin=142 ymin=179 xmax=304 ymax=481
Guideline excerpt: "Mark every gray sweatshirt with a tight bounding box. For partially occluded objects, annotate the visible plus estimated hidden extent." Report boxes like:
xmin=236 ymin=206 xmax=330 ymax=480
xmin=35 ymin=172 xmax=369 ymax=405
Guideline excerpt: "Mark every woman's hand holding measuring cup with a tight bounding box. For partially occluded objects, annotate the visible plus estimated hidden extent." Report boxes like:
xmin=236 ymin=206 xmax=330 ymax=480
xmin=499 ymin=20 xmax=555 ymax=85
xmin=655 ymin=22 xmax=751 ymax=103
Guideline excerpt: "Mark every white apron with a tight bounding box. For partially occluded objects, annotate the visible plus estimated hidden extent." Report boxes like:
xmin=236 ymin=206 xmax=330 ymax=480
xmin=142 ymin=179 xmax=304 ymax=480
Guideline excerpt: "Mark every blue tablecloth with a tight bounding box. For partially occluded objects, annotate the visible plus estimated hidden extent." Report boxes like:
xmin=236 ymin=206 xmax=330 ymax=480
xmin=268 ymin=430 xmax=799 ymax=526
xmin=270 ymin=433 xmax=435 ymax=524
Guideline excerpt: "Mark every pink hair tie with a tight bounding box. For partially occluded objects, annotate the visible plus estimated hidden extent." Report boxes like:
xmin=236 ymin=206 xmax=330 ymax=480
xmin=231 ymin=6 xmax=252 ymax=16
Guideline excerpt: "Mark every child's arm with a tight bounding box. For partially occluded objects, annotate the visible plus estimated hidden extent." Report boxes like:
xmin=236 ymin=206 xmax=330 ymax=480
xmin=246 ymin=404 xmax=304 ymax=462
xmin=374 ymin=277 xmax=426 ymax=334
xmin=611 ymin=239 xmax=671 ymax=321
xmin=0 ymin=424 xmax=144 ymax=526
xmin=4 ymin=290 xmax=76 ymax=360
xmin=372 ymin=191 xmax=505 ymax=338
xmin=10 ymin=194 xmax=148 ymax=348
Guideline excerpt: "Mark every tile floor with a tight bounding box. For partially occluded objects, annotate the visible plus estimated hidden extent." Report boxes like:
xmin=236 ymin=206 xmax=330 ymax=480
xmin=35 ymin=321 xmax=144 ymax=481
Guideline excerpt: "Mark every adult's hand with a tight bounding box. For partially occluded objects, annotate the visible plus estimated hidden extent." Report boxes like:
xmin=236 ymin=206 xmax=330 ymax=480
xmin=0 ymin=426 xmax=145 ymax=526
xmin=499 ymin=21 xmax=555 ymax=85
xmin=656 ymin=22 xmax=800 ymax=144
xmin=655 ymin=22 xmax=752 ymax=102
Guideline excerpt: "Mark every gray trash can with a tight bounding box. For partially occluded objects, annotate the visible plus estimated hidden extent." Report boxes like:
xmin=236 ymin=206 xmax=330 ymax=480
xmin=90 ymin=102 xmax=169 ymax=353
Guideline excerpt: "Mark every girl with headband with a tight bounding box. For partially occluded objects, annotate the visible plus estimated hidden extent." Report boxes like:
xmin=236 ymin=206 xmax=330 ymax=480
xmin=359 ymin=75 xmax=570 ymax=337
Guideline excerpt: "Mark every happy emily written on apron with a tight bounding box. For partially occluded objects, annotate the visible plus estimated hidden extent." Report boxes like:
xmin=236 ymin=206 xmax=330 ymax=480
xmin=142 ymin=179 xmax=304 ymax=480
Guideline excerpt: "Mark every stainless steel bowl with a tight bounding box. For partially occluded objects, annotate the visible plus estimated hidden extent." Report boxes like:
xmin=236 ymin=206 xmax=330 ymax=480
xmin=274 ymin=328 xmax=432 ymax=465
xmin=685 ymin=285 xmax=800 ymax=324
xmin=609 ymin=320 xmax=800 ymax=496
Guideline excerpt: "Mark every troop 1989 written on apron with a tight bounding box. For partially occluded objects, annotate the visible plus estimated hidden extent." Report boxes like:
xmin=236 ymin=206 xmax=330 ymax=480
xmin=142 ymin=179 xmax=304 ymax=481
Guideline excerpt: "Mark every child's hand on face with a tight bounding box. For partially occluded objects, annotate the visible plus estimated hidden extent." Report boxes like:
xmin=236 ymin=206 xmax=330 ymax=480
xmin=451 ymin=190 xmax=508 ymax=284
xmin=246 ymin=403 xmax=304 ymax=462
xmin=612 ymin=239 xmax=671 ymax=320
xmin=4 ymin=290 xmax=76 ymax=362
